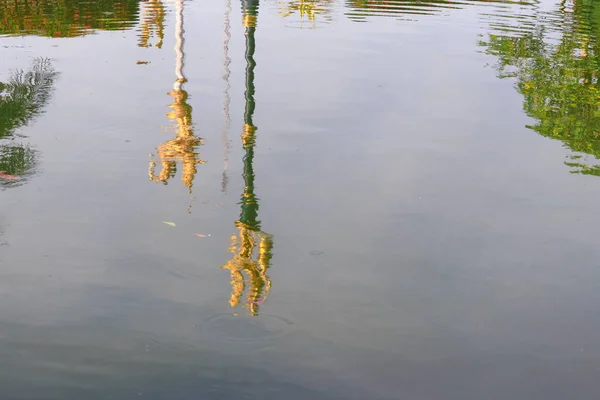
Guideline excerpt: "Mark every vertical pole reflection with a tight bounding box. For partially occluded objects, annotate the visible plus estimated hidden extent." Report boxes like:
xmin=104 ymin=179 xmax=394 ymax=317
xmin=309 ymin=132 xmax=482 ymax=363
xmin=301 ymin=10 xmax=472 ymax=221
xmin=174 ymin=0 xmax=186 ymax=91
xmin=221 ymin=0 xmax=274 ymax=317
xmin=148 ymin=0 xmax=205 ymax=206
xmin=221 ymin=0 xmax=232 ymax=193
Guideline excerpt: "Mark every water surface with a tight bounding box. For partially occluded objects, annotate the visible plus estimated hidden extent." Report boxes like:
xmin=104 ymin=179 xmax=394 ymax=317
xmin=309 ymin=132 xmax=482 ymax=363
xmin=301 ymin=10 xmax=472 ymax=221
xmin=1 ymin=0 xmax=600 ymax=399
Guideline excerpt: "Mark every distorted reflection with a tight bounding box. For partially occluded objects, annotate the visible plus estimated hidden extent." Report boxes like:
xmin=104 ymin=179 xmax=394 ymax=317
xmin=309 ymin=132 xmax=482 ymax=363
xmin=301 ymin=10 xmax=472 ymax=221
xmin=0 ymin=59 xmax=56 ymax=187
xmin=279 ymin=0 xmax=333 ymax=27
xmin=344 ymin=0 xmax=463 ymax=21
xmin=221 ymin=0 xmax=233 ymax=193
xmin=138 ymin=0 xmax=166 ymax=48
xmin=221 ymin=0 xmax=275 ymax=316
xmin=479 ymin=0 xmax=600 ymax=175
xmin=0 ymin=0 xmax=140 ymax=37
xmin=344 ymin=0 xmax=536 ymax=22
xmin=148 ymin=0 xmax=205 ymax=194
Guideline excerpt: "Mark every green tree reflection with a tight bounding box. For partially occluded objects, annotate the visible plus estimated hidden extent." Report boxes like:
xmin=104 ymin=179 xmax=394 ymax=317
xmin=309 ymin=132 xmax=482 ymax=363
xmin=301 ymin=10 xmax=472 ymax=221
xmin=0 ymin=59 xmax=56 ymax=186
xmin=0 ymin=0 xmax=139 ymax=37
xmin=479 ymin=0 xmax=600 ymax=175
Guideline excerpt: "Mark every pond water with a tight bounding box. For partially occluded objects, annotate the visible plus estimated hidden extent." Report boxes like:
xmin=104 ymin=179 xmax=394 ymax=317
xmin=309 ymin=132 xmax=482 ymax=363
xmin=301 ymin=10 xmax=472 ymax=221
xmin=1 ymin=0 xmax=600 ymax=398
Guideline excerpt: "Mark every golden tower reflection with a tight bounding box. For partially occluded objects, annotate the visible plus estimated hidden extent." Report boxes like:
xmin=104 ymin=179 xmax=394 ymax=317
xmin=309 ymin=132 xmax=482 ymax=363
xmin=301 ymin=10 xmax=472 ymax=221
xmin=148 ymin=0 xmax=205 ymax=195
xmin=221 ymin=0 xmax=275 ymax=316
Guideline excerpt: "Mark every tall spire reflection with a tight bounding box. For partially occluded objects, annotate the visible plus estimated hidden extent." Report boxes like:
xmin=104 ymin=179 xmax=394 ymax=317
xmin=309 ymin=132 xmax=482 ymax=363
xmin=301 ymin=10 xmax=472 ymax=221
xmin=221 ymin=0 xmax=275 ymax=316
xmin=149 ymin=0 xmax=205 ymax=198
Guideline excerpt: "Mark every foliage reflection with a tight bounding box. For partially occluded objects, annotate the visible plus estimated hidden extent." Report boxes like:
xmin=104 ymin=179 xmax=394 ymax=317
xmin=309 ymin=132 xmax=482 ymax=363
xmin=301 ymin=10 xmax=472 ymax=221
xmin=0 ymin=59 xmax=56 ymax=187
xmin=480 ymin=0 xmax=600 ymax=175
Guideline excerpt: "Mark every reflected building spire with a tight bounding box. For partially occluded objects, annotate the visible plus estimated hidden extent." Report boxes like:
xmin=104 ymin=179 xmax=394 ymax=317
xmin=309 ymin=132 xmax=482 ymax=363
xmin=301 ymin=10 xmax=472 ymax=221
xmin=221 ymin=0 xmax=274 ymax=316
xmin=149 ymin=0 xmax=205 ymax=198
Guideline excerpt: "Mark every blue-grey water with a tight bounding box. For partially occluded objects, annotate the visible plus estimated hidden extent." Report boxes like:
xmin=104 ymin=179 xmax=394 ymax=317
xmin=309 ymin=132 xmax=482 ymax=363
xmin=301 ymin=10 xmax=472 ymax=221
xmin=1 ymin=0 xmax=600 ymax=398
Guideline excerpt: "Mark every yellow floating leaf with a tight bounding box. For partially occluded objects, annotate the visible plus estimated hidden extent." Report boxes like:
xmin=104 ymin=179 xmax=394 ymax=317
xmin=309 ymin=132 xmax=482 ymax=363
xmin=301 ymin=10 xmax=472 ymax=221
xmin=163 ymin=221 xmax=176 ymax=227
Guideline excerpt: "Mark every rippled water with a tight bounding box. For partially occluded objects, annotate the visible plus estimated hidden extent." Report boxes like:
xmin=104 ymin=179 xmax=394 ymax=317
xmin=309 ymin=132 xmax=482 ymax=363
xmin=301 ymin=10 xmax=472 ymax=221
xmin=2 ymin=0 xmax=600 ymax=398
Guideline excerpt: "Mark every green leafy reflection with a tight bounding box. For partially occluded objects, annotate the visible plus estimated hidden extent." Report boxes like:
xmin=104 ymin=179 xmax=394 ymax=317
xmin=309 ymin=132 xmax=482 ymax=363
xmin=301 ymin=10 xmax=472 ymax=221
xmin=0 ymin=59 xmax=56 ymax=186
xmin=479 ymin=0 xmax=600 ymax=175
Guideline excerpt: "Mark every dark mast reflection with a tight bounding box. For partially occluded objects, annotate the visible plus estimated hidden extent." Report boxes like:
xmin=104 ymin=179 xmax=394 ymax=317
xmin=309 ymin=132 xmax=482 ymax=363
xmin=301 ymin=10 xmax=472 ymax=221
xmin=221 ymin=0 xmax=274 ymax=316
